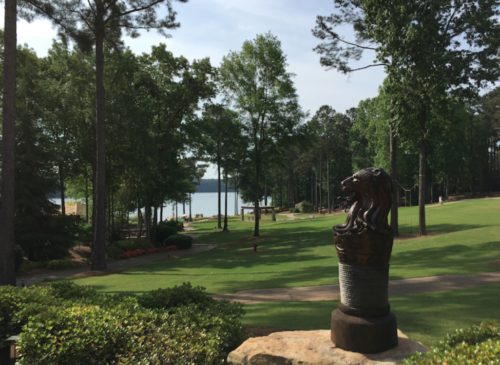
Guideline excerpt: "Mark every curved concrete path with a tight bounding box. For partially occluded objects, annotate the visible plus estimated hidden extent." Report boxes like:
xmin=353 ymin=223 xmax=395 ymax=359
xmin=16 ymin=243 xmax=215 ymax=287
xmin=211 ymin=271 xmax=500 ymax=304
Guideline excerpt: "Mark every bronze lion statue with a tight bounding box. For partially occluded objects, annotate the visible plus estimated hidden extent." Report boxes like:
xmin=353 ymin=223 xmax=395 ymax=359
xmin=334 ymin=167 xmax=393 ymax=236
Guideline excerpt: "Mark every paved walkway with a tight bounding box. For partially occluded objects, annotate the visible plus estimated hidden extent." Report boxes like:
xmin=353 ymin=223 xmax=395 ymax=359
xmin=16 ymin=243 xmax=215 ymax=287
xmin=211 ymin=271 xmax=500 ymax=304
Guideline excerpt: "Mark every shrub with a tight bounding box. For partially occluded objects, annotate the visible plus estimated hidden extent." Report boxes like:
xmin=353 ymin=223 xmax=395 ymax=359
xmin=165 ymin=234 xmax=193 ymax=250
xmin=150 ymin=224 xmax=177 ymax=245
xmin=106 ymin=238 xmax=153 ymax=260
xmin=17 ymin=260 xmax=44 ymax=273
xmin=289 ymin=207 xmax=300 ymax=213
xmin=404 ymin=320 xmax=500 ymax=364
xmin=300 ymin=200 xmax=313 ymax=213
xmin=162 ymin=219 xmax=183 ymax=232
xmin=1 ymin=282 xmax=247 ymax=364
xmin=46 ymin=259 xmax=74 ymax=270
xmin=14 ymin=244 xmax=25 ymax=272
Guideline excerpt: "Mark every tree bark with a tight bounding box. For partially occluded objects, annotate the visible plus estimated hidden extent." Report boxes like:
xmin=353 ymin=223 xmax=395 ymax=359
xmin=254 ymin=152 xmax=260 ymax=237
xmin=327 ymin=145 xmax=331 ymax=214
xmin=418 ymin=104 xmax=427 ymax=236
xmin=390 ymin=122 xmax=399 ymax=236
xmin=59 ymin=164 xmax=65 ymax=215
xmin=469 ymin=113 xmax=475 ymax=198
xmin=0 ymin=0 xmax=17 ymax=286
xmin=189 ymin=192 xmax=192 ymax=221
xmin=217 ymin=143 xmax=222 ymax=229
xmin=91 ymin=1 xmax=107 ymax=270
xmin=151 ymin=195 xmax=158 ymax=246
xmin=445 ymin=172 xmax=449 ymax=200
xmin=264 ymin=174 xmax=268 ymax=214
xmin=223 ymin=171 xmax=228 ymax=231
xmin=85 ymin=175 xmax=89 ymax=222
xmin=319 ymin=155 xmax=322 ymax=214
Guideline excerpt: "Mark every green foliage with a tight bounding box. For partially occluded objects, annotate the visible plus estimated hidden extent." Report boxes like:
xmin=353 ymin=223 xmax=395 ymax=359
xmin=165 ymin=234 xmax=193 ymax=250
xmin=162 ymin=219 xmax=184 ymax=232
xmin=14 ymin=245 xmax=25 ymax=272
xmin=45 ymin=259 xmax=74 ymax=270
xmin=151 ymin=222 xmax=178 ymax=245
xmin=0 ymin=282 xmax=247 ymax=364
xmin=138 ymin=283 xmax=214 ymax=311
xmin=289 ymin=207 xmax=300 ymax=213
xmin=404 ymin=321 xmax=500 ymax=364
xmin=300 ymin=201 xmax=313 ymax=213
xmin=106 ymin=238 xmax=153 ymax=260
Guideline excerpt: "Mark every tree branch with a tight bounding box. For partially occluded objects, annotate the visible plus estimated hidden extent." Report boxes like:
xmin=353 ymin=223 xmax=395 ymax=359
xmin=105 ymin=0 xmax=166 ymax=24
xmin=321 ymin=24 xmax=377 ymax=50
xmin=345 ymin=63 xmax=388 ymax=72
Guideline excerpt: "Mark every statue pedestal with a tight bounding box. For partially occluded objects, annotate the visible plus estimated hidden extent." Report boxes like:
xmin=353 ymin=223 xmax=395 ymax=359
xmin=331 ymin=309 xmax=398 ymax=353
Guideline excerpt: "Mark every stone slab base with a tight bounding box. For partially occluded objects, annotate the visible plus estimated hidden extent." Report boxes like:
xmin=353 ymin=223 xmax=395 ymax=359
xmin=227 ymin=329 xmax=427 ymax=365
xmin=331 ymin=309 xmax=398 ymax=353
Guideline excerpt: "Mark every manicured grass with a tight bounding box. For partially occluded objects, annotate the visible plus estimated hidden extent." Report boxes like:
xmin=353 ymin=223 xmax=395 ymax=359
xmin=70 ymin=199 xmax=500 ymax=294
xmin=242 ymin=284 xmax=500 ymax=347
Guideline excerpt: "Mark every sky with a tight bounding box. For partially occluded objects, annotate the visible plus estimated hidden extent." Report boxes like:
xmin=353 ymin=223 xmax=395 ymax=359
xmin=0 ymin=0 xmax=387 ymax=179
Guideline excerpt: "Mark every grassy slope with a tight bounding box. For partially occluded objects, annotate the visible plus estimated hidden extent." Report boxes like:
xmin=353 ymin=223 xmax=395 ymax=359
xmin=71 ymin=199 xmax=500 ymax=294
xmin=242 ymin=284 xmax=500 ymax=347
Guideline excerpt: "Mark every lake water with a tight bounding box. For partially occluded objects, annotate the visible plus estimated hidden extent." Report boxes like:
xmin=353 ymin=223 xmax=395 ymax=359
xmin=52 ymin=192 xmax=268 ymax=218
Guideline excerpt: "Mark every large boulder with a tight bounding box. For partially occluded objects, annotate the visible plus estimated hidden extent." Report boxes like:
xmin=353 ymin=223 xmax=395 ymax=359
xmin=228 ymin=329 xmax=427 ymax=365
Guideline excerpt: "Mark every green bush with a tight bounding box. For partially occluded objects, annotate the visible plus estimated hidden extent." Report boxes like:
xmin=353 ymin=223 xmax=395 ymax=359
xmin=165 ymin=234 xmax=193 ymax=250
xmin=14 ymin=244 xmax=25 ymax=272
xmin=289 ymin=207 xmax=300 ymax=213
xmin=17 ymin=260 xmax=44 ymax=273
xmin=163 ymin=219 xmax=183 ymax=232
xmin=46 ymin=259 xmax=74 ymax=270
xmin=404 ymin=321 xmax=500 ymax=364
xmin=106 ymin=238 xmax=153 ymax=260
xmin=150 ymin=223 xmax=178 ymax=245
xmin=0 ymin=282 xmax=247 ymax=364
xmin=300 ymin=200 xmax=313 ymax=213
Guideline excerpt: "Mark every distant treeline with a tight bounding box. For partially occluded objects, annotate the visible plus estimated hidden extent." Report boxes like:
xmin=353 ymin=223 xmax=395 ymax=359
xmin=50 ymin=179 xmax=233 ymax=198
xmin=193 ymin=179 xmax=234 ymax=193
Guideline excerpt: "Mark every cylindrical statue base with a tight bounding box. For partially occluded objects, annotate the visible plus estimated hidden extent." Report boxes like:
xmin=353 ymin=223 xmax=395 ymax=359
xmin=331 ymin=309 xmax=398 ymax=353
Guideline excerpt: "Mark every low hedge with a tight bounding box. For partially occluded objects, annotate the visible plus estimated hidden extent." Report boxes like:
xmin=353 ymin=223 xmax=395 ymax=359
xmin=45 ymin=259 xmax=74 ymax=270
xmin=0 ymin=282 xmax=247 ymax=364
xmin=106 ymin=238 xmax=153 ymax=260
xmin=404 ymin=320 xmax=500 ymax=364
xmin=165 ymin=234 xmax=193 ymax=250
xmin=163 ymin=219 xmax=183 ymax=232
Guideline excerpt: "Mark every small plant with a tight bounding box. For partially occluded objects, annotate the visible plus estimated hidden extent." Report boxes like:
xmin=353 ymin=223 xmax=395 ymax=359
xmin=150 ymin=223 xmax=177 ymax=245
xmin=300 ymin=200 xmax=314 ymax=213
xmin=404 ymin=320 xmax=500 ymax=364
xmin=165 ymin=234 xmax=193 ymax=250
xmin=46 ymin=259 xmax=74 ymax=270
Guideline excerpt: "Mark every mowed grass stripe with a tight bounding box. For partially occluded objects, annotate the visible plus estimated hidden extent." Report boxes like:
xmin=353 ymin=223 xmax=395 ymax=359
xmin=70 ymin=199 xmax=500 ymax=294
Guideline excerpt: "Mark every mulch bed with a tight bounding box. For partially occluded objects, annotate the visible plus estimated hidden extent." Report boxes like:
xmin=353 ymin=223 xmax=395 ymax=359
xmin=245 ymin=328 xmax=286 ymax=337
xmin=394 ymin=230 xmax=457 ymax=242
xmin=486 ymin=260 xmax=500 ymax=265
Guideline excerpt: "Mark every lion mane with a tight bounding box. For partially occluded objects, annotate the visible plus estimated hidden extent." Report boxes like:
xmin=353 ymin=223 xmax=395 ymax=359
xmin=334 ymin=167 xmax=393 ymax=236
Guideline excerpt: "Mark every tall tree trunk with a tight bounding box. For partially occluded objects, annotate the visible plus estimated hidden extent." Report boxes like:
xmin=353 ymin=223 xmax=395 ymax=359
xmin=217 ymin=144 xmax=222 ymax=229
xmin=183 ymin=200 xmax=185 ymax=215
xmin=85 ymin=175 xmax=89 ymax=223
xmin=189 ymin=193 xmax=192 ymax=221
xmin=151 ymin=195 xmax=158 ymax=246
xmin=91 ymin=166 xmax=97 ymax=254
xmin=59 ymin=163 xmax=65 ymax=215
xmin=145 ymin=200 xmax=151 ymax=238
xmin=319 ymin=155 xmax=322 ymax=214
xmin=160 ymin=198 xmax=163 ymax=222
xmin=390 ymin=122 xmax=399 ymax=236
xmin=327 ymin=146 xmax=331 ymax=214
xmin=469 ymin=113 xmax=475 ymax=198
xmin=254 ymin=154 xmax=260 ymax=237
xmin=223 ymin=171 xmax=228 ymax=231
xmin=294 ymin=173 xmax=298 ymax=206
xmin=430 ymin=170 xmax=434 ymax=204
xmin=0 ymin=0 xmax=17 ymax=286
xmin=91 ymin=3 xmax=107 ymax=270
xmin=314 ymin=170 xmax=318 ymax=212
xmin=264 ymin=174 xmax=268 ymax=214
xmin=418 ymin=104 xmax=427 ymax=236
xmin=445 ymin=172 xmax=449 ymax=200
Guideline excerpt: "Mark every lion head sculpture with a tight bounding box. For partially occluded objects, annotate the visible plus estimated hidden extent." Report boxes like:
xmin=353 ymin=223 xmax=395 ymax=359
xmin=334 ymin=167 xmax=393 ymax=236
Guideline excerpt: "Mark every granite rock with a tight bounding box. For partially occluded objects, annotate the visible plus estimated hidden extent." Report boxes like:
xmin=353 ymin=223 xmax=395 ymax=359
xmin=228 ymin=329 xmax=427 ymax=365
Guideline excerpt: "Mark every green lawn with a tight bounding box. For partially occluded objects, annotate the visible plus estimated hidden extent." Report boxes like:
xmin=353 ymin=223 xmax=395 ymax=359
xmin=70 ymin=199 xmax=500 ymax=295
xmin=242 ymin=283 xmax=500 ymax=347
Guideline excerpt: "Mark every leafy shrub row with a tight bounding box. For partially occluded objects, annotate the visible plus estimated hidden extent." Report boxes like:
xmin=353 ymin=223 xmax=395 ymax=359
xmin=45 ymin=258 xmax=74 ymax=270
xmin=404 ymin=321 xmax=500 ymax=364
xmin=289 ymin=207 xmax=300 ymax=213
xmin=165 ymin=234 xmax=193 ymax=250
xmin=106 ymin=238 xmax=153 ymax=260
xmin=0 ymin=282 xmax=247 ymax=364
xmin=118 ymin=246 xmax=178 ymax=259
